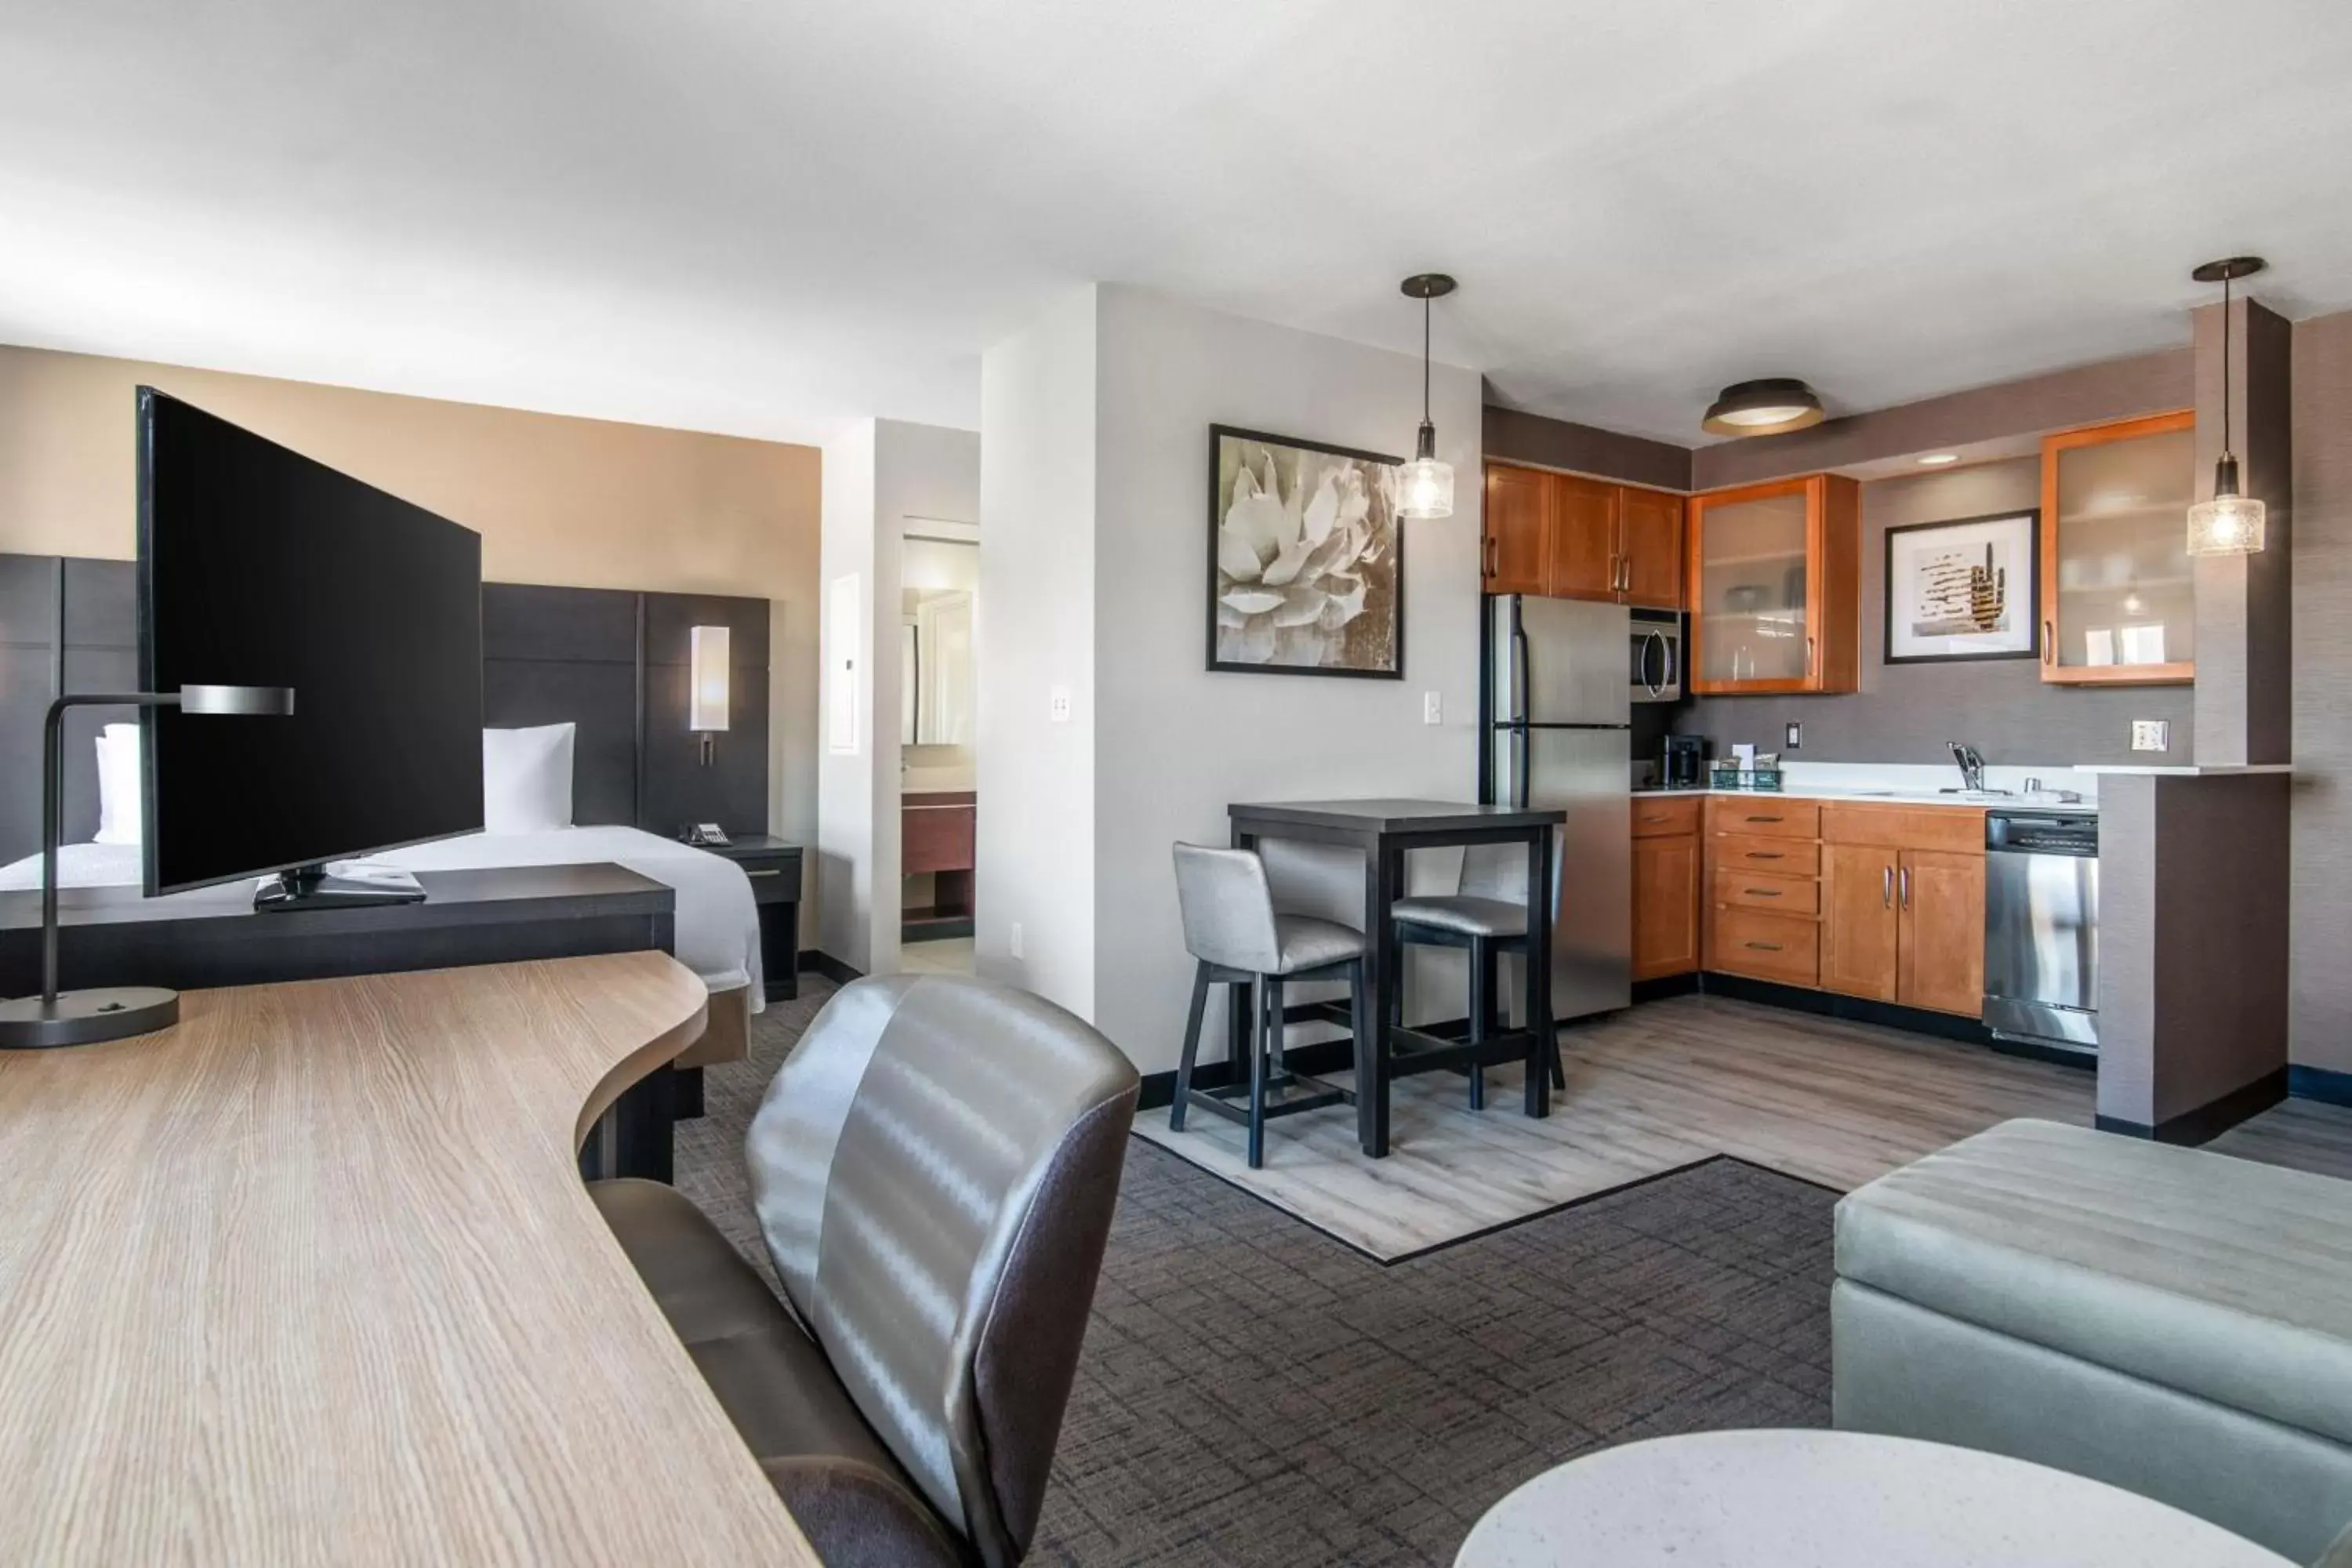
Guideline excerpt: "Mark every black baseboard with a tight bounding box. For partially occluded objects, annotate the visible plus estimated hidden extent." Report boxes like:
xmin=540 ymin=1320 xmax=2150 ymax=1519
xmin=1631 ymin=974 xmax=1701 ymax=1004
xmin=1692 ymin=971 xmax=2009 ymax=1050
xmin=2291 ymin=1064 xmax=2352 ymax=1108
xmin=2096 ymin=1065 xmax=2289 ymax=1145
xmin=799 ymin=949 xmax=862 ymax=986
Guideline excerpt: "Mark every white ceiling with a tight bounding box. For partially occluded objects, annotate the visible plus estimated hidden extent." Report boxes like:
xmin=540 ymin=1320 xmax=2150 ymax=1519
xmin=5 ymin=0 xmax=2351 ymax=447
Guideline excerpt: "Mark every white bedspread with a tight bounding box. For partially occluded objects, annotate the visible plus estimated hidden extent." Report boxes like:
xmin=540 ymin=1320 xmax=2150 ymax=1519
xmin=0 ymin=827 xmax=764 ymax=1011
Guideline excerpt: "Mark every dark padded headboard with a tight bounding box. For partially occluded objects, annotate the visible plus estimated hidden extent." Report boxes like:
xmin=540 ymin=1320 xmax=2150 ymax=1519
xmin=0 ymin=554 xmax=771 ymax=863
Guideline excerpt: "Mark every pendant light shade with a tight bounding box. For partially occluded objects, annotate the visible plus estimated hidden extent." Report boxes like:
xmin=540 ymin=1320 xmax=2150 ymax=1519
xmin=1702 ymin=378 xmax=1825 ymax=437
xmin=2187 ymin=256 xmax=2267 ymax=557
xmin=1399 ymin=274 xmax=1456 ymax=520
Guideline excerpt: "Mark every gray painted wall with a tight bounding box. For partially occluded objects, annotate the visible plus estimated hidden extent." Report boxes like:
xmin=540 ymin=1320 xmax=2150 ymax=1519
xmin=2291 ymin=309 xmax=2352 ymax=1074
xmin=1682 ymin=458 xmax=2194 ymax=768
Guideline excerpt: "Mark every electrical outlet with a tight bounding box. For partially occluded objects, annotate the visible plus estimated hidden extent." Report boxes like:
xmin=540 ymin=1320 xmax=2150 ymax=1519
xmin=2132 ymin=719 xmax=2170 ymax=753
xmin=1008 ymin=922 xmax=1024 ymax=959
xmin=1423 ymin=691 xmax=1443 ymax=726
xmin=1784 ymin=721 xmax=1802 ymax=750
xmin=1048 ymin=685 xmax=1072 ymax=724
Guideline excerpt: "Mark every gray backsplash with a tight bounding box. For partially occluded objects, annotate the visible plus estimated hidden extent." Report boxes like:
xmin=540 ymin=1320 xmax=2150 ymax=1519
xmin=1679 ymin=458 xmax=2195 ymax=769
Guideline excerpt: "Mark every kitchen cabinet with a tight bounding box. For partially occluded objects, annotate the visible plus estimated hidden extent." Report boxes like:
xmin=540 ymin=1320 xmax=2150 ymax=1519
xmin=1701 ymin=797 xmax=1820 ymax=987
xmin=1632 ymin=797 xmax=1700 ymax=979
xmin=1483 ymin=463 xmax=1686 ymax=608
xmin=1483 ymin=463 xmax=1552 ymax=596
xmin=1686 ymin=473 xmax=1860 ymax=695
xmin=2039 ymin=410 xmax=2197 ymax=687
xmin=1817 ymin=805 xmax=1986 ymax=1017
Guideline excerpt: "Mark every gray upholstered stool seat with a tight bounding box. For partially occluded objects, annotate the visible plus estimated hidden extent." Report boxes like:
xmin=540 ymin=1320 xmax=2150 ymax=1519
xmin=1271 ymin=913 xmax=1370 ymax=971
xmin=1171 ymin=842 xmax=1367 ymax=1167
xmin=1835 ymin=1117 xmax=2352 ymax=1563
xmin=1385 ymin=894 xmax=1527 ymax=939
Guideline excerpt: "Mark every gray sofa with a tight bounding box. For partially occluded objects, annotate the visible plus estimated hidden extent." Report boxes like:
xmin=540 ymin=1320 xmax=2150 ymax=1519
xmin=1834 ymin=1118 xmax=2352 ymax=1563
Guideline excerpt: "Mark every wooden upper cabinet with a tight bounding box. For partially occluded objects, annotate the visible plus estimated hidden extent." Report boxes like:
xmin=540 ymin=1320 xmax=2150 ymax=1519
xmin=1483 ymin=463 xmax=1687 ymax=608
xmin=1549 ymin=474 xmax=1620 ymax=600
xmin=2040 ymin=410 xmax=2197 ymax=687
xmin=1618 ymin=486 xmax=1685 ymax=610
xmin=1897 ymin=848 xmax=1986 ymax=1017
xmin=1687 ymin=473 xmax=1860 ymax=695
xmin=1483 ymin=463 xmax=1553 ymax=595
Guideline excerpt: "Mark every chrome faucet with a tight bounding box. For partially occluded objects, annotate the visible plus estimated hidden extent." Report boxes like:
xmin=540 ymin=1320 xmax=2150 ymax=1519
xmin=1948 ymin=742 xmax=1987 ymax=794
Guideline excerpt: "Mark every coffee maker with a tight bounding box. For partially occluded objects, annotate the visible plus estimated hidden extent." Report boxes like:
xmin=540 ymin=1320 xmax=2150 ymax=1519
xmin=1661 ymin=734 xmax=1707 ymax=789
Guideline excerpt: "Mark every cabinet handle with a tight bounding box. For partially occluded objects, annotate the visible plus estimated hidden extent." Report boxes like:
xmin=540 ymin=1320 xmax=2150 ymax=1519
xmin=2043 ymin=621 xmax=2055 ymax=666
xmin=1806 ymin=634 xmax=1817 ymax=671
xmin=1607 ymin=552 xmax=1621 ymax=593
xmin=1744 ymin=887 xmax=1784 ymax=898
xmin=1744 ymin=815 xmax=1783 ymax=823
xmin=1882 ymin=865 xmax=1893 ymax=908
xmin=1746 ymin=851 xmax=1785 ymax=860
xmin=1640 ymin=814 xmax=1671 ymax=824
xmin=1744 ymin=941 xmax=1785 ymax=952
xmin=1900 ymin=866 xmax=1911 ymax=909
xmin=746 ymin=869 xmax=782 ymax=879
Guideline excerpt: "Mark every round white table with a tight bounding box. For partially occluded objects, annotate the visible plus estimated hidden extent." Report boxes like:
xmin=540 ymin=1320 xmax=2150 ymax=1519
xmin=1454 ymin=1431 xmax=2294 ymax=1567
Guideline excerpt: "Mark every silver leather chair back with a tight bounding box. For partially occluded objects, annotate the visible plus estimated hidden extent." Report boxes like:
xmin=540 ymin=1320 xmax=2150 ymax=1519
xmin=1460 ymin=842 xmax=1529 ymax=902
xmin=746 ymin=975 xmax=1140 ymax=1567
xmin=1172 ymin=842 xmax=1283 ymax=974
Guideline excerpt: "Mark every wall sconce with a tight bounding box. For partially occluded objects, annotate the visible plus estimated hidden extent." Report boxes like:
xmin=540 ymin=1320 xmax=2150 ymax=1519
xmin=689 ymin=625 xmax=730 ymax=766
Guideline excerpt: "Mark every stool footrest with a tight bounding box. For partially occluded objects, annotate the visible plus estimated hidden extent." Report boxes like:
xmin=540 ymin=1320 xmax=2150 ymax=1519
xmin=1386 ymin=1025 xmax=1541 ymax=1078
xmin=1186 ymin=1073 xmax=1353 ymax=1124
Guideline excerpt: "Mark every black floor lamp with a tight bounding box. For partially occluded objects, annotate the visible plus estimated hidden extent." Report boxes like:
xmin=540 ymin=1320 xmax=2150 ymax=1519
xmin=0 ymin=683 xmax=294 ymax=1050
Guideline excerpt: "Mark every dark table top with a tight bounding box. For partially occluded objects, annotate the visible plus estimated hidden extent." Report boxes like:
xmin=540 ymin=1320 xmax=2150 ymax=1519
xmin=1226 ymin=798 xmax=1565 ymax=834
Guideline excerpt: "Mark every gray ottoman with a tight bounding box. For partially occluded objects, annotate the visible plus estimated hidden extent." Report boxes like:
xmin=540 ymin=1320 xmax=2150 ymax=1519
xmin=1833 ymin=1118 xmax=2352 ymax=1563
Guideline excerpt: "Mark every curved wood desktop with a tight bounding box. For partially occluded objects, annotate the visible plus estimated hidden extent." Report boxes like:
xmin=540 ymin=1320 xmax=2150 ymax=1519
xmin=0 ymin=950 xmax=820 ymax=1565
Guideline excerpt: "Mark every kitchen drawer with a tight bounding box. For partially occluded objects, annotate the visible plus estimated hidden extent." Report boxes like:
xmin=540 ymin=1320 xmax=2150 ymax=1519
xmin=1707 ymin=906 xmax=1820 ymax=986
xmin=1707 ymin=798 xmax=1820 ymax=839
xmin=1712 ymin=868 xmax=1820 ymax=916
xmin=1820 ymin=802 xmax=1987 ymax=854
xmin=1631 ymin=797 xmax=1702 ymax=837
xmin=904 ymin=802 xmax=977 ymax=875
xmin=1711 ymin=833 xmax=1819 ymax=876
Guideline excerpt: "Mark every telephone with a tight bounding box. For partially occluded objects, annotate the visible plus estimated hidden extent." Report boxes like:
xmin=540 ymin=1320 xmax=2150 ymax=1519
xmin=683 ymin=822 xmax=731 ymax=847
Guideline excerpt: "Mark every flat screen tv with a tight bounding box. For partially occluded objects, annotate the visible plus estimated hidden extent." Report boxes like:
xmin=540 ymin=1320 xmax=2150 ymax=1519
xmin=136 ymin=387 xmax=484 ymax=902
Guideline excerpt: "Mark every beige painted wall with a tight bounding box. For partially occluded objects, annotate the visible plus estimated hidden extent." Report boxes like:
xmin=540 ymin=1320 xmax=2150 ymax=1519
xmin=0 ymin=343 xmax=822 ymax=858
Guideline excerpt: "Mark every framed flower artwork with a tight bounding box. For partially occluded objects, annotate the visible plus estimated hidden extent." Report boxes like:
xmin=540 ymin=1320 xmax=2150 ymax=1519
xmin=1207 ymin=426 xmax=1404 ymax=678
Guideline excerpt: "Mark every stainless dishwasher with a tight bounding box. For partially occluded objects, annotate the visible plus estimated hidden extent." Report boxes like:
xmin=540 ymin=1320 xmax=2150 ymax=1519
xmin=1983 ymin=811 xmax=2100 ymax=1055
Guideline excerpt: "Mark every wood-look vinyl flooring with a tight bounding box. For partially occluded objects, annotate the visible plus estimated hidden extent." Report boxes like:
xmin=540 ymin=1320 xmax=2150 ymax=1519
xmin=2209 ymin=1094 xmax=2352 ymax=1179
xmin=1135 ymin=993 xmax=2100 ymax=1260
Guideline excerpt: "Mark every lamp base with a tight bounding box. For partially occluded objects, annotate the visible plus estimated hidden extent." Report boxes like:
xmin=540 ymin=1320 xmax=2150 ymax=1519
xmin=0 ymin=987 xmax=181 ymax=1050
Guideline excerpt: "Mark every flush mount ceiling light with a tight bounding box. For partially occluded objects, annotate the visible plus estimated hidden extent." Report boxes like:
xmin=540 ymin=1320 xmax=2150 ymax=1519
xmin=2186 ymin=256 xmax=2267 ymax=557
xmin=1918 ymin=452 xmax=1961 ymax=466
xmin=1702 ymin=377 xmax=1825 ymax=438
xmin=1398 ymin=273 xmax=1456 ymax=520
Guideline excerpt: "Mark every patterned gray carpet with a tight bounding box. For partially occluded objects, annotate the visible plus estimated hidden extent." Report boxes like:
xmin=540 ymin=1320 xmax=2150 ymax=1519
xmin=675 ymin=979 xmax=1837 ymax=1568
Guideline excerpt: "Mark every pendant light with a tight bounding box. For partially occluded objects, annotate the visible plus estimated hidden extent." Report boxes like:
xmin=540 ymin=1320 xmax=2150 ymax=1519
xmin=2186 ymin=256 xmax=2267 ymax=557
xmin=1398 ymin=274 xmax=1456 ymax=519
xmin=1702 ymin=377 xmax=1825 ymax=437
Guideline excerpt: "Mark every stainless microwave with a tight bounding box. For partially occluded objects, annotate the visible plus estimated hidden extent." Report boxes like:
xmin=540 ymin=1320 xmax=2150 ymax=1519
xmin=1631 ymin=613 xmax=1682 ymax=703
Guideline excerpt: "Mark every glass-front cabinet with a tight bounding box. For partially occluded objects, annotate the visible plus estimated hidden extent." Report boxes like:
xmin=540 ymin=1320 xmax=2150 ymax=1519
xmin=1687 ymin=473 xmax=1861 ymax=694
xmin=2039 ymin=411 xmax=2196 ymax=685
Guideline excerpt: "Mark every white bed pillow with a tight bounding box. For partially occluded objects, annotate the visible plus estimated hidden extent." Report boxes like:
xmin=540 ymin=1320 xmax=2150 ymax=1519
xmin=94 ymin=723 xmax=143 ymax=846
xmin=481 ymin=724 xmax=575 ymax=833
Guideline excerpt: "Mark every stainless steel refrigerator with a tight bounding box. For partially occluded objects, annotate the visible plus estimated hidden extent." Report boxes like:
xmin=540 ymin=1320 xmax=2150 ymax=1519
xmin=1488 ymin=596 xmax=1631 ymax=1021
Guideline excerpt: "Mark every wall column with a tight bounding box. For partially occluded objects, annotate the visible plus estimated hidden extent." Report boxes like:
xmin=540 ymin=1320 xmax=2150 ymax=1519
xmin=2192 ymin=296 xmax=2293 ymax=765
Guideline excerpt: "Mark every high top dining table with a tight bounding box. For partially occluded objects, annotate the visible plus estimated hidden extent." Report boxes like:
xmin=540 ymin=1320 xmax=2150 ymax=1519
xmin=1227 ymin=797 xmax=1565 ymax=1157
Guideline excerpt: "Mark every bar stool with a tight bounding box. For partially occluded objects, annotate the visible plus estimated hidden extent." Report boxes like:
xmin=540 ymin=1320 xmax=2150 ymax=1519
xmin=1391 ymin=844 xmax=1568 ymax=1109
xmin=1169 ymin=843 xmax=1365 ymax=1168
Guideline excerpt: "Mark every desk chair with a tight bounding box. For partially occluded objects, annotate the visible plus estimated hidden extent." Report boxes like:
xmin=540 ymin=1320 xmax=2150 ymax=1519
xmin=1169 ymin=843 xmax=1364 ymax=1168
xmin=1391 ymin=843 xmax=1568 ymax=1108
xmin=593 ymin=974 xmax=1139 ymax=1568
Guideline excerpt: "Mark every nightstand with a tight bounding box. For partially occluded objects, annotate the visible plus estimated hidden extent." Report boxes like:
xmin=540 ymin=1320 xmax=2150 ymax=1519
xmin=691 ymin=834 xmax=803 ymax=1003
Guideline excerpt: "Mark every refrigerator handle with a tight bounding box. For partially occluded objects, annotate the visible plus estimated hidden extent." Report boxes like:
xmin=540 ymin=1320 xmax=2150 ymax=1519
xmin=1513 ymin=724 xmax=1530 ymax=808
xmin=1511 ymin=618 xmax=1531 ymax=728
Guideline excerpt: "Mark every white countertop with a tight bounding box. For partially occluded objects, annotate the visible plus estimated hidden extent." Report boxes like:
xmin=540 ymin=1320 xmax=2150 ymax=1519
xmin=1635 ymin=760 xmax=2097 ymax=813
xmin=1637 ymin=783 xmax=2096 ymax=813
xmin=2074 ymin=764 xmax=2292 ymax=776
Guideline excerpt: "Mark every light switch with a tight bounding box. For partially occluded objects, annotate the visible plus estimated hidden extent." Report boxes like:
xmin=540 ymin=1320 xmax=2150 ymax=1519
xmin=2131 ymin=720 xmax=2169 ymax=753
xmin=1423 ymin=691 xmax=1443 ymax=725
xmin=1784 ymin=721 xmax=1802 ymax=750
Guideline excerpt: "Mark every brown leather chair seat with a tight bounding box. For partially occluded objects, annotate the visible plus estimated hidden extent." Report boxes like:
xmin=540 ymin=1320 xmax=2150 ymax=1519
xmin=592 ymin=1178 xmax=971 ymax=1567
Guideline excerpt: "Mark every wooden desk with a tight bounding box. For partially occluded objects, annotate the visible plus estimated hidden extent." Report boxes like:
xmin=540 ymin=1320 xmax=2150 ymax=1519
xmin=1227 ymin=798 xmax=1565 ymax=1157
xmin=0 ymin=952 xmax=821 ymax=1566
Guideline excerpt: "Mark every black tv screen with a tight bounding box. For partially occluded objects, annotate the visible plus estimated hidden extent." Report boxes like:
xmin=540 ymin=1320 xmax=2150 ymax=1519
xmin=136 ymin=388 xmax=484 ymax=895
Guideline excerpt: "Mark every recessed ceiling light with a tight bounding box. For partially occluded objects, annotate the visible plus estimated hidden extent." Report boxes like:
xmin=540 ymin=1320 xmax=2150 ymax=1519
xmin=1917 ymin=452 xmax=1960 ymax=466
